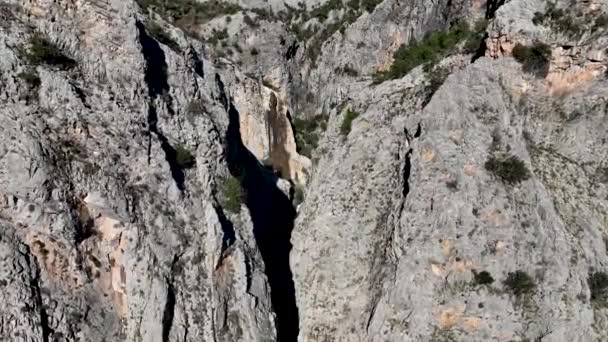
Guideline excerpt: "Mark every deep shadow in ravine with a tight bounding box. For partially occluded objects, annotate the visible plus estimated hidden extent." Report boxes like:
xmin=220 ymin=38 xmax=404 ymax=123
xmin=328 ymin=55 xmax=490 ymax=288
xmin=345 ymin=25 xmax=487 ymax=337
xmin=216 ymin=74 xmax=300 ymax=341
xmin=136 ymin=20 xmax=189 ymax=190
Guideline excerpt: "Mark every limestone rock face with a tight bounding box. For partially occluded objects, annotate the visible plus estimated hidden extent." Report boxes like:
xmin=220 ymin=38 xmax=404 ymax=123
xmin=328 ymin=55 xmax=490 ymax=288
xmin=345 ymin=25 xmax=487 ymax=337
xmin=1 ymin=0 xmax=608 ymax=341
xmin=0 ymin=0 xmax=293 ymax=341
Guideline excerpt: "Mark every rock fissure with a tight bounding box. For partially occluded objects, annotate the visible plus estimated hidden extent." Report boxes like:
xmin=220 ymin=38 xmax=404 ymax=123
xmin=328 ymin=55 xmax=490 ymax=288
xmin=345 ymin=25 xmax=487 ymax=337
xmin=403 ymin=148 xmax=413 ymax=198
xmin=414 ymin=122 xmax=422 ymax=138
xmin=161 ymin=280 xmax=176 ymax=342
xmin=486 ymin=0 xmax=506 ymax=19
xmin=219 ymin=72 xmax=300 ymax=341
xmin=161 ymin=253 xmax=183 ymax=342
xmin=137 ymin=21 xmax=190 ymax=190
xmin=363 ymin=135 xmax=413 ymax=336
xmin=149 ymin=106 xmax=187 ymax=190
xmin=23 ymin=246 xmax=54 ymax=342
xmin=471 ymin=32 xmax=489 ymax=63
xmin=213 ymin=205 xmax=236 ymax=252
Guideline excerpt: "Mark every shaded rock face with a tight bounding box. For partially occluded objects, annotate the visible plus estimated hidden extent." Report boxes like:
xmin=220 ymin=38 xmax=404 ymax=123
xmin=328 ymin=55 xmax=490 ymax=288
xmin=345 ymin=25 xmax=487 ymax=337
xmin=0 ymin=0 xmax=291 ymax=341
xmin=1 ymin=0 xmax=608 ymax=341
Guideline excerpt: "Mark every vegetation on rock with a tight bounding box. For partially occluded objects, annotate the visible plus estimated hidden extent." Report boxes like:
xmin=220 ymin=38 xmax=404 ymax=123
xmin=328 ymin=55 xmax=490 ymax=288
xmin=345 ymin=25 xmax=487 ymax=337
xmin=293 ymin=114 xmax=329 ymax=158
xmin=310 ymin=0 xmax=342 ymax=22
xmin=485 ymin=154 xmax=530 ymax=184
xmin=340 ymin=108 xmax=360 ymax=136
xmin=422 ymin=65 xmax=450 ymax=106
xmin=531 ymin=2 xmax=608 ymax=36
xmin=512 ymin=43 xmax=551 ymax=78
xmin=22 ymin=33 xmax=76 ymax=69
xmin=222 ymin=176 xmax=244 ymax=213
xmin=374 ymin=20 xmax=486 ymax=83
xmin=17 ymin=69 xmax=41 ymax=90
xmin=473 ymin=270 xmax=495 ymax=286
xmin=504 ymin=270 xmax=536 ymax=297
xmin=207 ymin=28 xmax=229 ymax=46
xmin=146 ymin=21 xmax=181 ymax=52
xmin=175 ymin=145 xmax=196 ymax=169
xmin=589 ymin=272 xmax=608 ymax=306
xmin=136 ymin=0 xmax=241 ymax=35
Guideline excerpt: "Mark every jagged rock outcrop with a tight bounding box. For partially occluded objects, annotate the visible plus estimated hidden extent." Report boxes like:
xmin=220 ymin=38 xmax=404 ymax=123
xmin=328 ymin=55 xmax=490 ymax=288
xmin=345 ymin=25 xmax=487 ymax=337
xmin=0 ymin=0 xmax=306 ymax=340
xmin=1 ymin=0 xmax=607 ymax=341
xmin=290 ymin=0 xmax=608 ymax=341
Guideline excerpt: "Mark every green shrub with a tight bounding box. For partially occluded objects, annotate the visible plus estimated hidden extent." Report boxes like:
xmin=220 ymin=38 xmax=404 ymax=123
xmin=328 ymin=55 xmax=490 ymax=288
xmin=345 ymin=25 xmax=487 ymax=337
xmin=596 ymin=167 xmax=608 ymax=184
xmin=147 ymin=22 xmax=181 ymax=52
xmin=23 ymin=33 xmax=76 ymax=69
xmin=473 ymin=270 xmax=495 ymax=286
xmin=293 ymin=114 xmax=328 ymax=158
xmin=222 ymin=176 xmax=244 ymax=213
xmin=340 ymin=108 xmax=360 ymax=136
xmin=310 ymin=0 xmax=342 ymax=22
xmin=429 ymin=328 xmax=458 ymax=342
xmin=589 ymin=272 xmax=608 ymax=305
xmin=207 ymin=28 xmax=229 ymax=46
xmin=346 ymin=0 xmax=360 ymax=10
xmin=512 ymin=43 xmax=551 ymax=77
xmin=137 ymin=0 xmax=241 ymax=35
xmin=0 ymin=3 xmax=19 ymax=27
xmin=276 ymin=6 xmax=299 ymax=22
xmin=422 ymin=65 xmax=449 ymax=105
xmin=306 ymin=38 xmax=323 ymax=62
xmin=374 ymin=21 xmax=471 ymax=83
xmin=361 ymin=0 xmax=383 ymax=12
xmin=595 ymin=14 xmax=608 ymax=28
xmin=532 ymin=3 xmax=584 ymax=36
xmin=304 ymin=6 xmax=365 ymax=64
xmin=250 ymin=8 xmax=275 ymax=21
xmin=532 ymin=4 xmax=608 ymax=35
xmin=290 ymin=23 xmax=316 ymax=42
xmin=305 ymin=92 xmax=315 ymax=103
xmin=306 ymin=19 xmax=347 ymax=63
xmin=175 ymin=145 xmax=196 ymax=169
xmin=463 ymin=18 xmax=488 ymax=53
xmin=445 ymin=179 xmax=458 ymax=191
xmin=18 ymin=69 xmax=41 ymax=90
xmin=485 ymin=154 xmax=530 ymax=184
xmin=18 ymin=69 xmax=41 ymax=102
xmin=503 ymin=270 xmax=536 ymax=296
xmin=243 ymin=14 xmax=259 ymax=28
